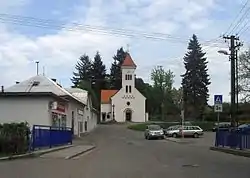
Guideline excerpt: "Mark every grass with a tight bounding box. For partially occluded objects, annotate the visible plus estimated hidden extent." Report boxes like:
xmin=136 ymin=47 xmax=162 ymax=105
xmin=127 ymin=121 xmax=215 ymax=132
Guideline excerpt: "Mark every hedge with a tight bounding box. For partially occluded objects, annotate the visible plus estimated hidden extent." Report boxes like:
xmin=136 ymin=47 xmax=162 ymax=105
xmin=0 ymin=122 xmax=30 ymax=156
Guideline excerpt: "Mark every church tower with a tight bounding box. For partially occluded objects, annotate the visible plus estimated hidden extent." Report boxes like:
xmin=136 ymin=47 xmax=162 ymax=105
xmin=121 ymin=53 xmax=137 ymax=94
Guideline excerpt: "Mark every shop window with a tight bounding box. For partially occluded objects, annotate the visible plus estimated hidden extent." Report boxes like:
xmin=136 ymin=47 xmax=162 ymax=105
xmin=61 ymin=115 xmax=67 ymax=127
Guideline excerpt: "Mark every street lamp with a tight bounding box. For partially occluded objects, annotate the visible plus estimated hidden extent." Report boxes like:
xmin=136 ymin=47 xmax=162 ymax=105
xmin=218 ymin=49 xmax=239 ymax=127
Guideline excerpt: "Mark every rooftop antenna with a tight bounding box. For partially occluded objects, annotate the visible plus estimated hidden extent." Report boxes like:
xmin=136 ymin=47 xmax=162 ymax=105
xmin=42 ymin=66 xmax=45 ymax=76
xmin=35 ymin=61 xmax=39 ymax=75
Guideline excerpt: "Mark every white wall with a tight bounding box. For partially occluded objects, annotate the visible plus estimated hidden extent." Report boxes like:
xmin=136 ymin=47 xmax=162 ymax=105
xmin=0 ymin=97 xmax=51 ymax=129
xmin=112 ymin=88 xmax=146 ymax=122
xmin=100 ymin=103 xmax=112 ymax=122
xmin=67 ymin=97 xmax=97 ymax=137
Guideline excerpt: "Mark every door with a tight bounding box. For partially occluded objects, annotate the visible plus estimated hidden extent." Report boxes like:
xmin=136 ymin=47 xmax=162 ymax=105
xmin=125 ymin=109 xmax=132 ymax=121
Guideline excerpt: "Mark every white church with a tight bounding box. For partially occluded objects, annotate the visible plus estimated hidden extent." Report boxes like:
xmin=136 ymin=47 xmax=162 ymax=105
xmin=100 ymin=53 xmax=148 ymax=123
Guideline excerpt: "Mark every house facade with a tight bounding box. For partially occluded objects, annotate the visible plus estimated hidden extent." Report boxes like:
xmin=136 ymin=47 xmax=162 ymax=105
xmin=100 ymin=53 xmax=148 ymax=123
xmin=0 ymin=75 xmax=98 ymax=137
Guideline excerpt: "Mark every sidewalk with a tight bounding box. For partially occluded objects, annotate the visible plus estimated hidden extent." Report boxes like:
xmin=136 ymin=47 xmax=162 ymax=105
xmin=40 ymin=145 xmax=96 ymax=159
xmin=210 ymin=146 xmax=250 ymax=157
xmin=0 ymin=145 xmax=73 ymax=161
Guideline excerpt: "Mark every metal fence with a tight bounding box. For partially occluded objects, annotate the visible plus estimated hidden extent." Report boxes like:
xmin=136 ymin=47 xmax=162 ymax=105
xmin=215 ymin=131 xmax=250 ymax=150
xmin=32 ymin=125 xmax=72 ymax=150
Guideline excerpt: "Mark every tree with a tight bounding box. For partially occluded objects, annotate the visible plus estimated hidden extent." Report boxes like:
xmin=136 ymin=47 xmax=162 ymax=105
xmin=151 ymin=66 xmax=175 ymax=120
xmin=238 ymin=48 xmax=250 ymax=102
xmin=181 ymin=34 xmax=211 ymax=120
xmin=71 ymin=54 xmax=92 ymax=87
xmin=109 ymin=47 xmax=127 ymax=89
xmin=91 ymin=51 xmax=107 ymax=104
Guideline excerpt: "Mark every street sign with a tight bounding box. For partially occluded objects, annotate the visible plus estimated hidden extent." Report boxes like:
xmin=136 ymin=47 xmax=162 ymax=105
xmin=214 ymin=95 xmax=223 ymax=104
xmin=214 ymin=104 xmax=223 ymax=112
xmin=214 ymin=95 xmax=223 ymax=113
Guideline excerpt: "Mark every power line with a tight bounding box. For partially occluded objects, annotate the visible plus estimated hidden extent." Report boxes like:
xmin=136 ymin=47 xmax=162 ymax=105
xmin=228 ymin=1 xmax=250 ymax=34
xmin=225 ymin=0 xmax=250 ymax=35
xmin=0 ymin=13 xmax=221 ymax=45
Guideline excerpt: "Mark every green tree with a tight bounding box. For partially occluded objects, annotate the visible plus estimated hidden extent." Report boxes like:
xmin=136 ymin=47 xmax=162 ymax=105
xmin=109 ymin=47 xmax=127 ymax=89
xmin=238 ymin=48 xmax=250 ymax=102
xmin=181 ymin=34 xmax=211 ymax=120
xmin=71 ymin=54 xmax=92 ymax=87
xmin=151 ymin=66 xmax=175 ymax=120
xmin=91 ymin=51 xmax=107 ymax=105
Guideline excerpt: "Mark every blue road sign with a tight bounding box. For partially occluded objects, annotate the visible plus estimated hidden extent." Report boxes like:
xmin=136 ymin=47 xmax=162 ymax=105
xmin=214 ymin=95 xmax=223 ymax=104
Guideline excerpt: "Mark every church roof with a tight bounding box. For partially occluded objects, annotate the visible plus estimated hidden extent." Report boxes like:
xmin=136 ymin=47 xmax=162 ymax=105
xmin=121 ymin=53 xmax=137 ymax=68
xmin=101 ymin=90 xmax=118 ymax=104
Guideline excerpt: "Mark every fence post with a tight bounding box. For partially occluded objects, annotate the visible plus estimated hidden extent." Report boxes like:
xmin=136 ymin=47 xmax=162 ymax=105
xmin=49 ymin=126 xmax=52 ymax=148
xmin=32 ymin=125 xmax=35 ymax=151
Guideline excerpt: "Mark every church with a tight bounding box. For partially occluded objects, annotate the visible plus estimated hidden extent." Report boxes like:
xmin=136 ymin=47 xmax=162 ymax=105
xmin=100 ymin=53 xmax=148 ymax=122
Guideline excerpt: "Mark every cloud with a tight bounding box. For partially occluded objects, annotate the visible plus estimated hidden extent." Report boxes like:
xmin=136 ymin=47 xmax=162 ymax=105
xmin=0 ymin=0 xmax=242 ymax=106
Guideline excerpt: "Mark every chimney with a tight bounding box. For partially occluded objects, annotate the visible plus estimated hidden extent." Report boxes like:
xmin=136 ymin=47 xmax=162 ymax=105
xmin=51 ymin=78 xmax=57 ymax=82
xmin=16 ymin=81 xmax=20 ymax=84
xmin=1 ymin=86 xmax=4 ymax=93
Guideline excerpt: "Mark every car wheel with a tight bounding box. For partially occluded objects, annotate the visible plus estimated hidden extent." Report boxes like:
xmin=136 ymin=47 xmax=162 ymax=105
xmin=193 ymin=133 xmax=199 ymax=138
xmin=161 ymin=136 xmax=165 ymax=139
xmin=172 ymin=133 xmax=177 ymax=138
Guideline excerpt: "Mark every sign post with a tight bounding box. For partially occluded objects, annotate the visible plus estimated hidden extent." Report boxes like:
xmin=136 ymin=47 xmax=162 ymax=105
xmin=214 ymin=95 xmax=223 ymax=130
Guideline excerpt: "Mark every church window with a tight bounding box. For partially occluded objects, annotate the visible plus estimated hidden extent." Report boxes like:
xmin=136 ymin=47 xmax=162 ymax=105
xmin=127 ymin=101 xmax=130 ymax=106
xmin=129 ymin=85 xmax=132 ymax=93
xmin=126 ymin=85 xmax=128 ymax=93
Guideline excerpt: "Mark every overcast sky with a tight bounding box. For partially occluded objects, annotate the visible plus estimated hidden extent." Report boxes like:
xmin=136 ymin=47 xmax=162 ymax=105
xmin=0 ymin=0 xmax=249 ymax=105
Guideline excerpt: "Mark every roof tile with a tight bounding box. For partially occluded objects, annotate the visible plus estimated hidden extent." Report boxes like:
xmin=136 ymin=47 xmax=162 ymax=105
xmin=121 ymin=53 xmax=137 ymax=68
xmin=101 ymin=90 xmax=118 ymax=103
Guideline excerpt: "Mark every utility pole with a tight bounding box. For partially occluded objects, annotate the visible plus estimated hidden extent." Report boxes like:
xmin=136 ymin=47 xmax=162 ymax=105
xmin=223 ymin=35 xmax=242 ymax=127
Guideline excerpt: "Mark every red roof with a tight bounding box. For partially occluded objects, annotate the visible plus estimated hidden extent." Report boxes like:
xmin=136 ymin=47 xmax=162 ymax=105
xmin=101 ymin=90 xmax=118 ymax=103
xmin=121 ymin=53 xmax=137 ymax=68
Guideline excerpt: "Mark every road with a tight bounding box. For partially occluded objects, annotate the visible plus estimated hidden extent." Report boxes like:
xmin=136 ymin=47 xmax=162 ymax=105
xmin=0 ymin=125 xmax=250 ymax=178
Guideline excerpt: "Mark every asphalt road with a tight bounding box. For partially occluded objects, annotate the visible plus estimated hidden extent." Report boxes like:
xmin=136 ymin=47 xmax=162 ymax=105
xmin=0 ymin=125 xmax=250 ymax=178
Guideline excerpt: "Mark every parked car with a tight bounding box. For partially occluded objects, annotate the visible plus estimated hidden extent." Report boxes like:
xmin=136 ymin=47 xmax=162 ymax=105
xmin=164 ymin=125 xmax=181 ymax=136
xmin=166 ymin=125 xmax=203 ymax=138
xmin=144 ymin=124 xmax=165 ymax=140
xmin=237 ymin=124 xmax=250 ymax=134
xmin=212 ymin=122 xmax=231 ymax=132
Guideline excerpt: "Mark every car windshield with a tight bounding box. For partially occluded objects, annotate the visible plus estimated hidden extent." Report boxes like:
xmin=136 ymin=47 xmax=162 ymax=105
xmin=148 ymin=125 xmax=161 ymax=130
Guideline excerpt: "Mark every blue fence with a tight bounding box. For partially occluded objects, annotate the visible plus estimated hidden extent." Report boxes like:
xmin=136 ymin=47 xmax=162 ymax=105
xmin=215 ymin=131 xmax=250 ymax=150
xmin=32 ymin=125 xmax=72 ymax=150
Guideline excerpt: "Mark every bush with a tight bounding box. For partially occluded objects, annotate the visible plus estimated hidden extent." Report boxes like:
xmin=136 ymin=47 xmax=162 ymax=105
xmin=0 ymin=122 xmax=30 ymax=156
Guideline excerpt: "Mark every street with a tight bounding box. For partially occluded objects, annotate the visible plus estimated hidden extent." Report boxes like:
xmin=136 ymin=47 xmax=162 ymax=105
xmin=0 ymin=125 xmax=250 ymax=178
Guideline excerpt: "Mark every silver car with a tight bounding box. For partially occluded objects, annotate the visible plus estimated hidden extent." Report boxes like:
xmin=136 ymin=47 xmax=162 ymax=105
xmin=166 ymin=125 xmax=203 ymax=138
xmin=144 ymin=125 xmax=165 ymax=140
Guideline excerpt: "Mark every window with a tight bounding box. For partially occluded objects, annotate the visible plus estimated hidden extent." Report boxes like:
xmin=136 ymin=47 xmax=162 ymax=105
xmin=126 ymin=85 xmax=128 ymax=93
xmin=79 ymin=121 xmax=83 ymax=132
xmin=125 ymin=74 xmax=132 ymax=80
xmin=129 ymin=85 xmax=131 ymax=93
xmin=126 ymin=101 xmax=130 ymax=106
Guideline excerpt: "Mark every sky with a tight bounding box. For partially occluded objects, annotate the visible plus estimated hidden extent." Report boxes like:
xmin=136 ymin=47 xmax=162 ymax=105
xmin=0 ymin=0 xmax=249 ymax=105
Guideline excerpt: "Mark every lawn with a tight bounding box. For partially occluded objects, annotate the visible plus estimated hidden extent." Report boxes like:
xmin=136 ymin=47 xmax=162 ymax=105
xmin=127 ymin=121 xmax=215 ymax=131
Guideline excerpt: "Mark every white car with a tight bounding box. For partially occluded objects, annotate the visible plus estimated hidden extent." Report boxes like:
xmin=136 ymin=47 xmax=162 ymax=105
xmin=165 ymin=125 xmax=203 ymax=138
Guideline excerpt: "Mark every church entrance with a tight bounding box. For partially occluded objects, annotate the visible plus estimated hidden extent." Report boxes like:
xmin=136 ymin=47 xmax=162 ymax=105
xmin=125 ymin=109 xmax=132 ymax=122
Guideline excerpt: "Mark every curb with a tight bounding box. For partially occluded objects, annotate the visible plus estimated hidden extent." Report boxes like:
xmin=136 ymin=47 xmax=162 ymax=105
xmin=0 ymin=145 xmax=74 ymax=161
xmin=165 ymin=138 xmax=190 ymax=144
xmin=210 ymin=146 xmax=250 ymax=158
xmin=65 ymin=145 xmax=96 ymax=160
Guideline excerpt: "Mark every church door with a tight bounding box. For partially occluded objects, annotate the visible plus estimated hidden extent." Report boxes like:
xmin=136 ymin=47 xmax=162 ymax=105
xmin=125 ymin=109 xmax=132 ymax=121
